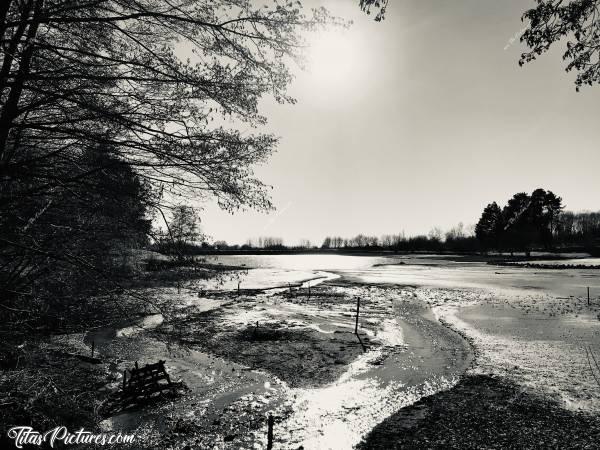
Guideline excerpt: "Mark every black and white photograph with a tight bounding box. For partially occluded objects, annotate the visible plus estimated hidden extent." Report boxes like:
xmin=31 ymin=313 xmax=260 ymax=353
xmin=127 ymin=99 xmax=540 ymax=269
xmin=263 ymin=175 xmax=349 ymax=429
xmin=1 ymin=0 xmax=600 ymax=448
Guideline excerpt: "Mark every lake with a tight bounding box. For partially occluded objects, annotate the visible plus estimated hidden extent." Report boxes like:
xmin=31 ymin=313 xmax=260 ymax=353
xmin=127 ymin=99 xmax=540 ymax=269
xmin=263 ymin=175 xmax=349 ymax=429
xmin=209 ymin=253 xmax=600 ymax=299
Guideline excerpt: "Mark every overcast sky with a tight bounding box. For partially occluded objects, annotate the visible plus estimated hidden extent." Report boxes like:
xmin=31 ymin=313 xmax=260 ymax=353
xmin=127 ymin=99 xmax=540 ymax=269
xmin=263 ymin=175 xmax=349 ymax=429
xmin=200 ymin=0 xmax=600 ymax=246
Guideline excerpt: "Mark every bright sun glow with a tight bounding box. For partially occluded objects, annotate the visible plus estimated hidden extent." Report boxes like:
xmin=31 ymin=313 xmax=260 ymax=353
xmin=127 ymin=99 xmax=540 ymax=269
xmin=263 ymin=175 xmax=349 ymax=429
xmin=306 ymin=30 xmax=368 ymax=99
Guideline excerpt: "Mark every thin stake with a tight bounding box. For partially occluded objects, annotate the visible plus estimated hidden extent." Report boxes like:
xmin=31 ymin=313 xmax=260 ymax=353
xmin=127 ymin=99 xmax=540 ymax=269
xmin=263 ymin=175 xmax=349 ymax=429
xmin=123 ymin=370 xmax=127 ymax=390
xmin=355 ymin=297 xmax=361 ymax=335
xmin=588 ymin=287 xmax=590 ymax=306
xmin=238 ymin=281 xmax=240 ymax=296
xmin=267 ymin=414 xmax=274 ymax=450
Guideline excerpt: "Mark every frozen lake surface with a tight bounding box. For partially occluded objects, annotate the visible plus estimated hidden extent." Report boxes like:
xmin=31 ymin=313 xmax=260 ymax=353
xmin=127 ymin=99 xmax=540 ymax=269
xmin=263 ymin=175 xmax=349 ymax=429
xmin=211 ymin=253 xmax=600 ymax=299
xmin=95 ymin=253 xmax=600 ymax=448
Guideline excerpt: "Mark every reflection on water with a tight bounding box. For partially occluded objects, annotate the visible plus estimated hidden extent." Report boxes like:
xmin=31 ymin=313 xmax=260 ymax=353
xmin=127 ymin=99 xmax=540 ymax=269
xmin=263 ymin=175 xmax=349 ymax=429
xmin=211 ymin=253 xmax=600 ymax=299
xmin=346 ymin=261 xmax=600 ymax=298
xmin=100 ymin=253 xmax=599 ymax=447
xmin=198 ymin=268 xmax=336 ymax=291
xmin=214 ymin=254 xmax=388 ymax=271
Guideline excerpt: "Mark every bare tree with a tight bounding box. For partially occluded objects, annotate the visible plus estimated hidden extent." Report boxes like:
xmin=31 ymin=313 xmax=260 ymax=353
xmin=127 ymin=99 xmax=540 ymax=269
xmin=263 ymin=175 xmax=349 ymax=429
xmin=0 ymin=1 xmax=339 ymax=212
xmin=520 ymin=0 xmax=600 ymax=90
xmin=0 ymin=0 xmax=337 ymax=330
xmin=299 ymin=238 xmax=312 ymax=249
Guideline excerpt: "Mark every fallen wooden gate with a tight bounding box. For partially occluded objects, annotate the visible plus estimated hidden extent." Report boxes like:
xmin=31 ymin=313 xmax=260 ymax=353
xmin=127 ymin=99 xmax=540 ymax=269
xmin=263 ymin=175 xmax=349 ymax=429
xmin=121 ymin=360 xmax=175 ymax=406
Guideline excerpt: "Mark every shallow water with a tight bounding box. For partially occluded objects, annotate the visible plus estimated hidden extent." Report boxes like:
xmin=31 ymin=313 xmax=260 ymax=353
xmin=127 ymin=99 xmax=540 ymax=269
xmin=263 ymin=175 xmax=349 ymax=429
xmin=213 ymin=254 xmax=387 ymax=271
xmin=97 ymin=253 xmax=600 ymax=448
xmin=438 ymin=301 xmax=600 ymax=412
xmin=231 ymin=286 xmax=473 ymax=449
xmin=214 ymin=253 xmax=600 ymax=299
xmin=350 ymin=263 xmax=600 ymax=299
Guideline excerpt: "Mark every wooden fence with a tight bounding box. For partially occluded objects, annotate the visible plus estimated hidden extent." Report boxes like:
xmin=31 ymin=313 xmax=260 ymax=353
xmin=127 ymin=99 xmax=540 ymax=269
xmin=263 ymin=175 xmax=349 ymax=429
xmin=121 ymin=360 xmax=175 ymax=406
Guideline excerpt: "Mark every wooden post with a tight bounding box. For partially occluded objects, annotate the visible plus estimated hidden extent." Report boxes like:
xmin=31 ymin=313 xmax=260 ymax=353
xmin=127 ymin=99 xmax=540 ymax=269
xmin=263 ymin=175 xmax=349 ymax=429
xmin=355 ymin=297 xmax=360 ymax=334
xmin=135 ymin=361 xmax=139 ymax=370
xmin=308 ymin=282 xmax=311 ymax=299
xmin=123 ymin=370 xmax=127 ymax=390
xmin=91 ymin=341 xmax=95 ymax=358
xmin=588 ymin=287 xmax=591 ymax=306
xmin=237 ymin=281 xmax=240 ymax=296
xmin=267 ymin=414 xmax=274 ymax=450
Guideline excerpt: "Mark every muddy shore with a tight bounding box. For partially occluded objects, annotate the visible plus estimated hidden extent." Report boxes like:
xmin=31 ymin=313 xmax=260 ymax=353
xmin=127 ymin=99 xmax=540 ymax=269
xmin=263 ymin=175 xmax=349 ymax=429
xmin=4 ymin=255 xmax=599 ymax=449
xmin=75 ymin=281 xmax=473 ymax=449
xmin=359 ymin=286 xmax=600 ymax=448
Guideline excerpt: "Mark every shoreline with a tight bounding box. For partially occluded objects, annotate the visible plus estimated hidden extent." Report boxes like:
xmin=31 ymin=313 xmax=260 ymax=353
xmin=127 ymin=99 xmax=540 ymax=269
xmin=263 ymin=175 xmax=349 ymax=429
xmin=87 ymin=281 xmax=475 ymax=449
xmin=5 ymin=257 xmax=599 ymax=449
xmin=359 ymin=286 xmax=600 ymax=448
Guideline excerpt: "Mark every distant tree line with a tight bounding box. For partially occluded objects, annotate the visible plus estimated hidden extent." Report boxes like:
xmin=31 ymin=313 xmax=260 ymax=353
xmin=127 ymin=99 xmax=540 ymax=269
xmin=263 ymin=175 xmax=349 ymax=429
xmin=175 ymin=224 xmax=477 ymax=253
xmin=243 ymin=237 xmax=286 ymax=250
xmin=475 ymin=189 xmax=600 ymax=255
xmin=177 ymin=225 xmax=480 ymax=254
xmin=555 ymin=211 xmax=600 ymax=248
xmin=320 ymin=223 xmax=479 ymax=253
xmin=161 ymin=190 xmax=598 ymax=257
xmin=206 ymin=199 xmax=600 ymax=256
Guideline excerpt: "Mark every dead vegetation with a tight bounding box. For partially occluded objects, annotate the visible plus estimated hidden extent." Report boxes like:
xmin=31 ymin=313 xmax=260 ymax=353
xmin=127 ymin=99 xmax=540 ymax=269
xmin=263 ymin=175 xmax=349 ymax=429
xmin=0 ymin=341 xmax=107 ymax=448
xmin=152 ymin=288 xmax=375 ymax=388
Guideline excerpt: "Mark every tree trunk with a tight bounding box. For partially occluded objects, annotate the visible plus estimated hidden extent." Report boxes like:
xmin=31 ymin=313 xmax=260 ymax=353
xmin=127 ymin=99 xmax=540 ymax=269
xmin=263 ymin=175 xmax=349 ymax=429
xmin=0 ymin=0 xmax=43 ymax=160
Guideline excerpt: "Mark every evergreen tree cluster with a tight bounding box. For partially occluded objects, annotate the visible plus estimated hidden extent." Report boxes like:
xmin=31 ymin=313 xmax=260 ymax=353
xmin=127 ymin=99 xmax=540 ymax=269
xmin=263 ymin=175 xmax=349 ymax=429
xmin=476 ymin=189 xmax=564 ymax=254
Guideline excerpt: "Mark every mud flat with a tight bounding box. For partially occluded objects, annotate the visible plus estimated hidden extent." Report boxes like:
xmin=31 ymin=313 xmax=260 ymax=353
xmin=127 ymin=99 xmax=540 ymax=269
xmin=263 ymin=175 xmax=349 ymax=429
xmin=81 ymin=280 xmax=472 ymax=449
xmin=253 ymin=284 xmax=472 ymax=449
xmin=38 ymin=256 xmax=600 ymax=449
xmin=358 ymin=287 xmax=600 ymax=449
xmin=8 ymin=255 xmax=599 ymax=449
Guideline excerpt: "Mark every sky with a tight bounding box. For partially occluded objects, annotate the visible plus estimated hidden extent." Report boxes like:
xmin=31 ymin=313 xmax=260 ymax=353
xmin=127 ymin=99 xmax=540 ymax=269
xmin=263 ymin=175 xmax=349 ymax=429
xmin=199 ymin=0 xmax=600 ymax=246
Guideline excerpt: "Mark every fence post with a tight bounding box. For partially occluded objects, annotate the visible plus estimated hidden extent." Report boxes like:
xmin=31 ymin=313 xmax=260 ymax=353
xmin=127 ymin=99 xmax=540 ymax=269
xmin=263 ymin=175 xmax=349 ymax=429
xmin=123 ymin=370 xmax=127 ymax=390
xmin=267 ymin=414 xmax=274 ymax=450
xmin=355 ymin=297 xmax=360 ymax=334
xmin=588 ymin=287 xmax=591 ymax=306
xmin=238 ymin=281 xmax=240 ymax=296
